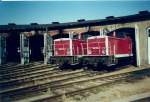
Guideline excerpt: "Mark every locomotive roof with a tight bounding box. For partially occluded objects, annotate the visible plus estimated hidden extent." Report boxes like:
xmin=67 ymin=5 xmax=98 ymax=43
xmin=0 ymin=11 xmax=150 ymax=32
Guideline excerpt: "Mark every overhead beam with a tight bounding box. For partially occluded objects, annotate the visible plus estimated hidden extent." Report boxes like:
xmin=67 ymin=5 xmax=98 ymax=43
xmin=63 ymin=27 xmax=88 ymax=34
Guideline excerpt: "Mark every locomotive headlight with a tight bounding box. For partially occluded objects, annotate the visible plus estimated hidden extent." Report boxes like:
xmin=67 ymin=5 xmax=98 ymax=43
xmin=88 ymin=49 xmax=92 ymax=54
xmin=55 ymin=50 xmax=58 ymax=55
xmin=102 ymin=48 xmax=106 ymax=55
xmin=67 ymin=49 xmax=70 ymax=55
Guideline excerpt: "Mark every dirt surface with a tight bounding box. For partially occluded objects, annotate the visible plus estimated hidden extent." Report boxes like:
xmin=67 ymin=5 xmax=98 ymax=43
xmin=64 ymin=77 xmax=150 ymax=102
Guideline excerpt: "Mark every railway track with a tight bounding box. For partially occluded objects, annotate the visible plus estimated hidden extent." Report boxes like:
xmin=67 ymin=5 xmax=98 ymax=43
xmin=0 ymin=64 xmax=56 ymax=81
xmin=0 ymin=66 xmax=58 ymax=83
xmin=19 ymin=67 xmax=150 ymax=102
xmin=0 ymin=63 xmax=18 ymax=68
xmin=0 ymin=61 xmax=42 ymax=69
xmin=0 ymin=69 xmax=88 ymax=92
xmin=0 ymin=69 xmax=86 ymax=90
xmin=0 ymin=62 xmax=43 ymax=73
xmin=0 ymin=66 xmax=57 ymax=83
xmin=1 ymin=66 xmax=150 ymax=102
xmin=0 ymin=68 xmax=103 ymax=101
xmin=0 ymin=64 xmax=45 ymax=76
xmin=0 ymin=64 xmax=149 ymax=102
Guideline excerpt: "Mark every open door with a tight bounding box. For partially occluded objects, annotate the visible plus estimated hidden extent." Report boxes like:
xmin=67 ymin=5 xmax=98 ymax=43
xmin=148 ymin=28 xmax=150 ymax=64
xmin=29 ymin=34 xmax=44 ymax=62
xmin=0 ymin=35 xmax=6 ymax=64
xmin=20 ymin=33 xmax=29 ymax=64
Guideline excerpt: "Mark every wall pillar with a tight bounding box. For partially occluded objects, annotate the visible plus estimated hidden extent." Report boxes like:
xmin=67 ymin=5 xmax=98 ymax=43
xmin=135 ymin=24 xmax=141 ymax=66
xmin=20 ymin=33 xmax=30 ymax=65
xmin=44 ymin=30 xmax=53 ymax=64
xmin=135 ymin=24 xmax=149 ymax=66
xmin=44 ymin=32 xmax=48 ymax=64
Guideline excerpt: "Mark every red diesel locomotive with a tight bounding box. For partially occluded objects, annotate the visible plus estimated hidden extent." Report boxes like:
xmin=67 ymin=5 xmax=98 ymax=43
xmin=51 ymin=37 xmax=87 ymax=66
xmin=85 ymin=32 xmax=133 ymax=68
xmin=50 ymin=31 xmax=133 ymax=69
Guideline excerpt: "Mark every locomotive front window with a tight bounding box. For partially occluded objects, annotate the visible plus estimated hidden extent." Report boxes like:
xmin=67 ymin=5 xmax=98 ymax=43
xmin=73 ymin=35 xmax=78 ymax=39
xmin=116 ymin=32 xmax=126 ymax=38
xmin=82 ymin=31 xmax=100 ymax=40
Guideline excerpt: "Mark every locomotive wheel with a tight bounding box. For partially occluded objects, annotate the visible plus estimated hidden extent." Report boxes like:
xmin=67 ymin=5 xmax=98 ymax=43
xmin=59 ymin=61 xmax=71 ymax=70
xmin=95 ymin=62 xmax=105 ymax=71
xmin=87 ymin=64 xmax=94 ymax=69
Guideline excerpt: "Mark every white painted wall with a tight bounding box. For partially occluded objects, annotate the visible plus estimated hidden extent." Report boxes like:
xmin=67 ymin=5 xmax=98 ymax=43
xmin=20 ymin=33 xmax=29 ymax=65
xmin=148 ymin=28 xmax=150 ymax=64
xmin=44 ymin=33 xmax=47 ymax=64
xmin=135 ymin=24 xmax=141 ymax=66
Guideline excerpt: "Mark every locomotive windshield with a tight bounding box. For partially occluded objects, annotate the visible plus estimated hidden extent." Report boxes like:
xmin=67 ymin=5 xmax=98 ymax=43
xmin=81 ymin=31 xmax=100 ymax=40
xmin=52 ymin=33 xmax=69 ymax=40
xmin=73 ymin=34 xmax=78 ymax=39
xmin=107 ymin=31 xmax=129 ymax=38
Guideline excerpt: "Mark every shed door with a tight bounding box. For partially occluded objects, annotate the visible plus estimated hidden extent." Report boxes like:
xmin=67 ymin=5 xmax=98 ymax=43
xmin=20 ymin=34 xmax=29 ymax=64
xmin=0 ymin=36 xmax=6 ymax=64
xmin=148 ymin=29 xmax=150 ymax=64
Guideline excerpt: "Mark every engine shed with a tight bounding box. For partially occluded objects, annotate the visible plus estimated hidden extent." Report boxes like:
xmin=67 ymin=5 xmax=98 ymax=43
xmin=0 ymin=11 xmax=150 ymax=67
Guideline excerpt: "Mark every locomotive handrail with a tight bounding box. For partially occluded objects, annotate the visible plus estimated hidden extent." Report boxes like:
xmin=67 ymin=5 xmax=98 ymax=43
xmin=80 ymin=43 xmax=87 ymax=55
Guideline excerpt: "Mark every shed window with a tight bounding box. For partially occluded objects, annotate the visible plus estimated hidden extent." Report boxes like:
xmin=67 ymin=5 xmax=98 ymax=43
xmin=148 ymin=29 xmax=150 ymax=37
xmin=24 ymin=39 xmax=29 ymax=47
